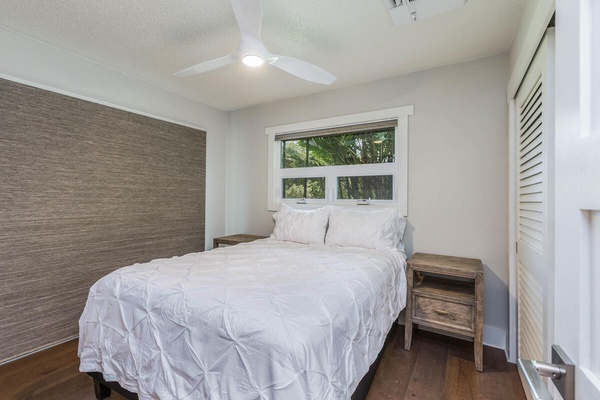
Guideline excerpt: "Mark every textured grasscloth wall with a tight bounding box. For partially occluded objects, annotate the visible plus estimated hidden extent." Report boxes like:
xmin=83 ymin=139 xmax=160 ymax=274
xmin=0 ymin=78 xmax=206 ymax=363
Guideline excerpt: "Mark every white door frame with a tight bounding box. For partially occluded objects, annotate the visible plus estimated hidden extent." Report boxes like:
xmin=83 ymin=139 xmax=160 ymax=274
xmin=553 ymin=0 xmax=600 ymax=396
xmin=509 ymin=0 xmax=600 ymax=397
xmin=507 ymin=97 xmax=517 ymax=363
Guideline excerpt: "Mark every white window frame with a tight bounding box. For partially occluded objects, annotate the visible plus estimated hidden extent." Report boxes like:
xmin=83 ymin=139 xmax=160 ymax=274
xmin=266 ymin=106 xmax=413 ymax=215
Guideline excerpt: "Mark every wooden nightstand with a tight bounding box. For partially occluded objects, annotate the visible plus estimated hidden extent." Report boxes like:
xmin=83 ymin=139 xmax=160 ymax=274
xmin=404 ymin=252 xmax=484 ymax=371
xmin=213 ymin=234 xmax=268 ymax=249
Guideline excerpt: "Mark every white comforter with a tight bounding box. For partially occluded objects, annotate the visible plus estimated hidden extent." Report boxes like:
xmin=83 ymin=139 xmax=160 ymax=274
xmin=78 ymin=239 xmax=407 ymax=400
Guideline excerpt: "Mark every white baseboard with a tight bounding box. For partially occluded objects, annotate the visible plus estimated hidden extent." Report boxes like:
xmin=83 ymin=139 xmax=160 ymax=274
xmin=483 ymin=325 xmax=507 ymax=351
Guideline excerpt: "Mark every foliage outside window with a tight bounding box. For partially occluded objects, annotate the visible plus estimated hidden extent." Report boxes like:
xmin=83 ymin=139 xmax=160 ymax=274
xmin=281 ymin=130 xmax=395 ymax=169
xmin=337 ymin=175 xmax=393 ymax=200
xmin=282 ymin=177 xmax=325 ymax=199
xmin=266 ymin=106 xmax=413 ymax=213
xmin=280 ymin=128 xmax=395 ymax=201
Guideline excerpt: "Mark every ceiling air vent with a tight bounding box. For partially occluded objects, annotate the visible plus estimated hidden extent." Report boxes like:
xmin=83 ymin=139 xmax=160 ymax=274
xmin=384 ymin=0 xmax=467 ymax=27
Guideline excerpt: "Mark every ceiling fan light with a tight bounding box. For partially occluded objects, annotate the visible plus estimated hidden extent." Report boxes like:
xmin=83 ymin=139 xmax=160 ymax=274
xmin=242 ymin=54 xmax=264 ymax=67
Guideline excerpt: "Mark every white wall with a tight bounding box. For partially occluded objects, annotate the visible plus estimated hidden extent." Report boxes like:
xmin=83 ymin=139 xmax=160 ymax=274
xmin=0 ymin=28 xmax=229 ymax=251
xmin=509 ymin=0 xmax=543 ymax=72
xmin=227 ymin=54 xmax=510 ymax=348
xmin=0 ymin=26 xmax=511 ymax=349
xmin=507 ymin=0 xmax=554 ymax=98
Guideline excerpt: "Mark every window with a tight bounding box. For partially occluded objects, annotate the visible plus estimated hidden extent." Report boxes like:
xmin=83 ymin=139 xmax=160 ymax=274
xmin=266 ymin=106 xmax=413 ymax=214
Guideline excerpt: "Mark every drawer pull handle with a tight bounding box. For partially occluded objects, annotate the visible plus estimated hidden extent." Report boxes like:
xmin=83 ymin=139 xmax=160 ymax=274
xmin=435 ymin=309 xmax=449 ymax=315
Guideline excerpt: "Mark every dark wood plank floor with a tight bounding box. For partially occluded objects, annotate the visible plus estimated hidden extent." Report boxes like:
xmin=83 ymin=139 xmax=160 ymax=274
xmin=366 ymin=325 xmax=526 ymax=400
xmin=0 ymin=325 xmax=525 ymax=400
xmin=0 ymin=340 xmax=127 ymax=400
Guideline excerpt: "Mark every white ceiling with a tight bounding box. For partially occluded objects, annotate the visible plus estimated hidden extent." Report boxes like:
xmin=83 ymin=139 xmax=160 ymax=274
xmin=0 ymin=0 xmax=523 ymax=111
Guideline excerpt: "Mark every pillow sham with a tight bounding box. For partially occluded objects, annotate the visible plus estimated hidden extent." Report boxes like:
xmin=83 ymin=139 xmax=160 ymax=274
xmin=271 ymin=203 xmax=331 ymax=245
xmin=325 ymin=207 xmax=406 ymax=250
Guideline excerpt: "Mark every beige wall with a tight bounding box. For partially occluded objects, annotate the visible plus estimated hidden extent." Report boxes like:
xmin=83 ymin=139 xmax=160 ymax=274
xmin=227 ymin=54 xmax=510 ymax=348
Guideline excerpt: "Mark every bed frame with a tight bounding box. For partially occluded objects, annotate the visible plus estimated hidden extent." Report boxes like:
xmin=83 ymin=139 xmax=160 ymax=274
xmin=86 ymin=323 xmax=393 ymax=400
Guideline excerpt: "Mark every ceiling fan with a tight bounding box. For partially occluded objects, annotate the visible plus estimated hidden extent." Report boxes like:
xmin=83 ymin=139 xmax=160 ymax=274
xmin=174 ymin=0 xmax=336 ymax=85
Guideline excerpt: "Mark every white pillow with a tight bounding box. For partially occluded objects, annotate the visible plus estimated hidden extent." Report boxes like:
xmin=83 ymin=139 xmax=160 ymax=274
xmin=325 ymin=207 xmax=406 ymax=250
xmin=271 ymin=204 xmax=331 ymax=245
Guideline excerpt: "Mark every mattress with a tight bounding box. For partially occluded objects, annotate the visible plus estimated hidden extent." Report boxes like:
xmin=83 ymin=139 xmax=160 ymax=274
xmin=78 ymin=238 xmax=407 ymax=400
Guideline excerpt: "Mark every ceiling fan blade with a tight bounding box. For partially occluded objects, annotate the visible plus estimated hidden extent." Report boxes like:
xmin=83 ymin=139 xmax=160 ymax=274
xmin=269 ymin=55 xmax=336 ymax=85
xmin=174 ymin=54 xmax=236 ymax=77
xmin=231 ymin=0 xmax=262 ymax=39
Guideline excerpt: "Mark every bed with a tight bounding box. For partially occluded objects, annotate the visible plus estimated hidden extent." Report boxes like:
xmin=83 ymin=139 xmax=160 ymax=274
xmin=78 ymin=206 xmax=408 ymax=400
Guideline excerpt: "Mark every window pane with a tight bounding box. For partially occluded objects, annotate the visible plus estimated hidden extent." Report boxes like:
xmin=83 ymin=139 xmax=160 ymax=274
xmin=281 ymin=129 xmax=395 ymax=168
xmin=281 ymin=139 xmax=308 ymax=168
xmin=337 ymin=175 xmax=393 ymax=200
xmin=282 ymin=177 xmax=325 ymax=199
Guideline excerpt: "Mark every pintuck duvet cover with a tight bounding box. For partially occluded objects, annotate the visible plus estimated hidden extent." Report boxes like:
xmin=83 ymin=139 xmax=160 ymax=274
xmin=78 ymin=238 xmax=407 ymax=400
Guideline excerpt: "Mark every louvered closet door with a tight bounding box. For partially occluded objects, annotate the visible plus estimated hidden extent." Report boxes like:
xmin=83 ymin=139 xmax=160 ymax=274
xmin=515 ymin=34 xmax=552 ymax=364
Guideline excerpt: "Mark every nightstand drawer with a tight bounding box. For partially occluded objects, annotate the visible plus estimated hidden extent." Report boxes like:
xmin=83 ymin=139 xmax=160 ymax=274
xmin=412 ymin=294 xmax=475 ymax=333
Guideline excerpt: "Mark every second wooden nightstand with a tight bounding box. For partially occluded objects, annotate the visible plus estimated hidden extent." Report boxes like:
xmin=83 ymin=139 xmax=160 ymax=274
xmin=213 ymin=234 xmax=268 ymax=249
xmin=404 ymin=252 xmax=484 ymax=371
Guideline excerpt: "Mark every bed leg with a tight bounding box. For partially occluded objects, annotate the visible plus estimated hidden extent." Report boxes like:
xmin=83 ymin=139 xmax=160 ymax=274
xmin=93 ymin=378 xmax=111 ymax=400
